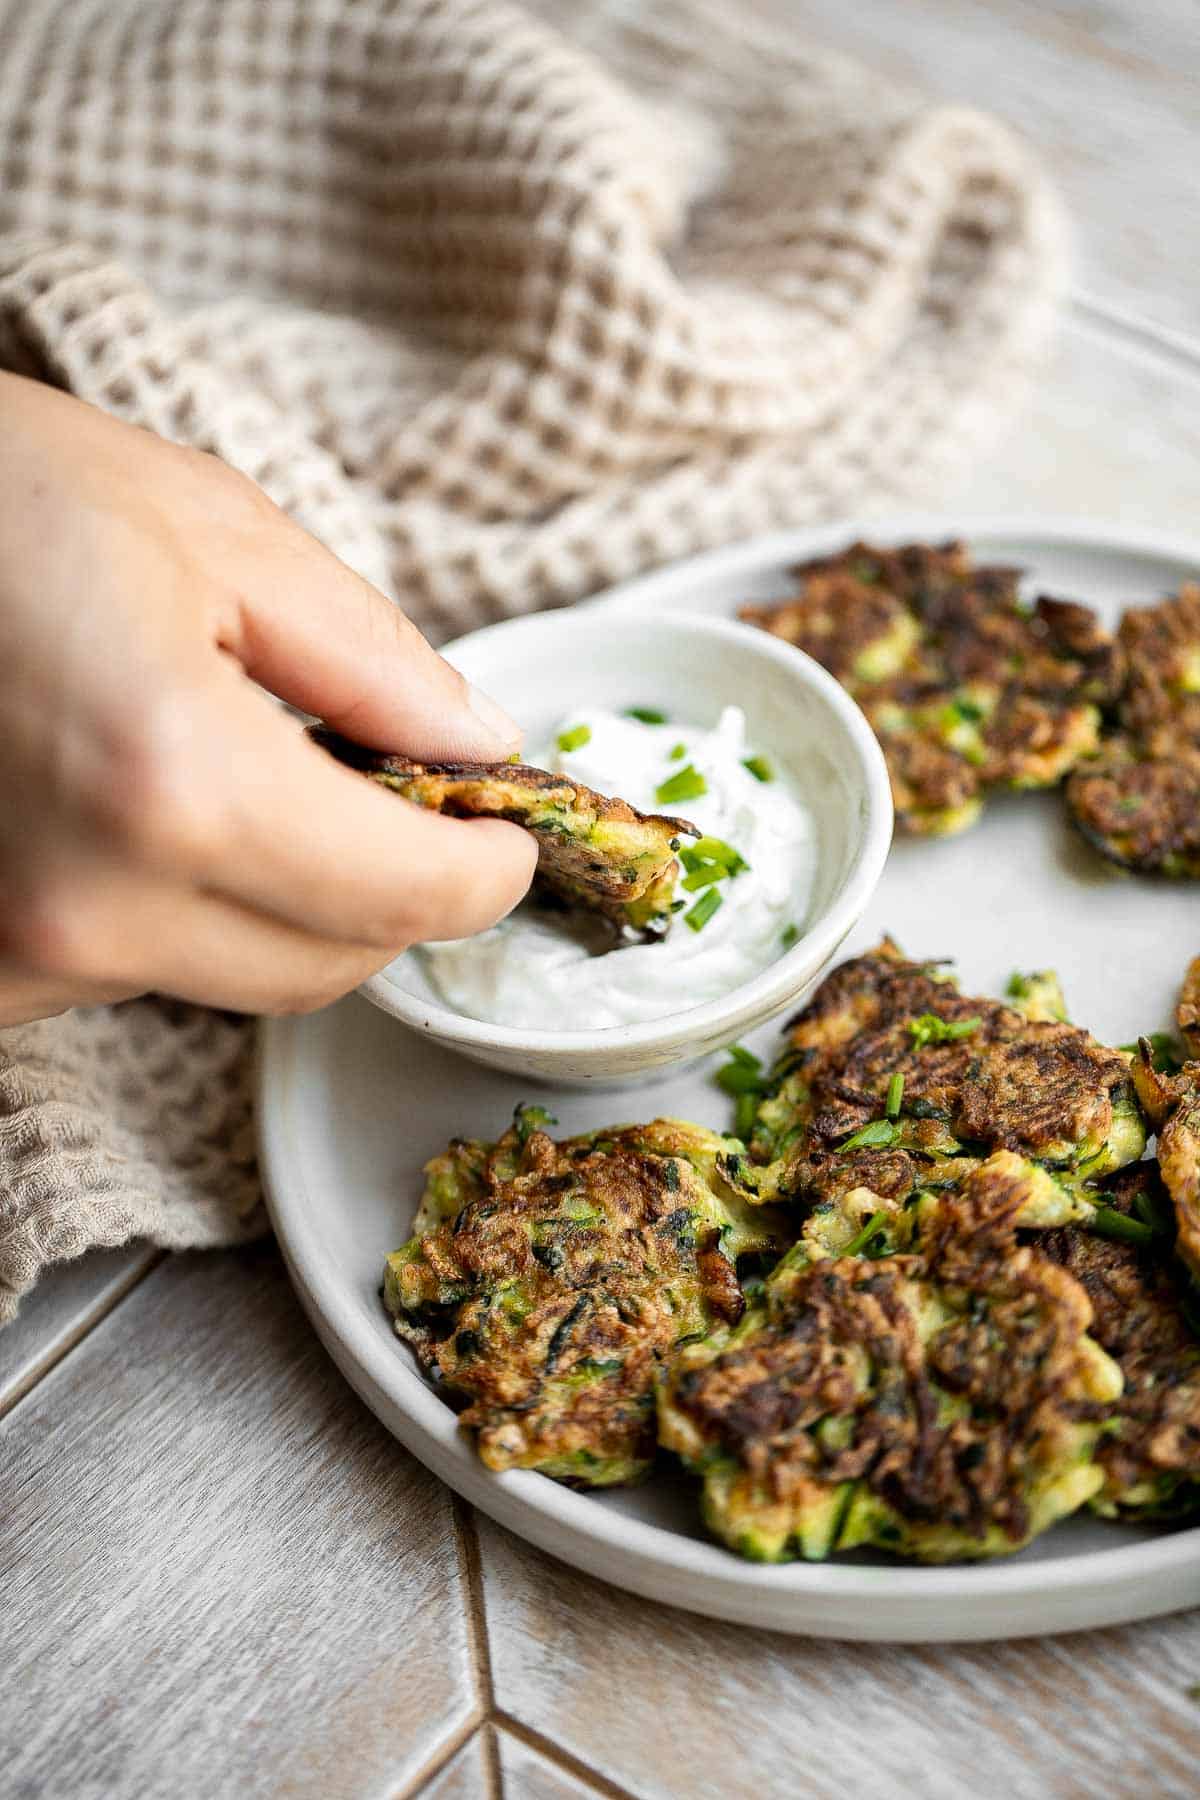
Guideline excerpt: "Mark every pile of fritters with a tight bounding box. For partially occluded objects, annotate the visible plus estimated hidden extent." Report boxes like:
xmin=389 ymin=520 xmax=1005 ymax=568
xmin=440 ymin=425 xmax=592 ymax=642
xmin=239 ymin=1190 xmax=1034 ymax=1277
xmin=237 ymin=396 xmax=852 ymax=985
xmin=740 ymin=540 xmax=1200 ymax=875
xmin=384 ymin=943 xmax=1200 ymax=1563
xmin=1065 ymin=586 xmax=1200 ymax=878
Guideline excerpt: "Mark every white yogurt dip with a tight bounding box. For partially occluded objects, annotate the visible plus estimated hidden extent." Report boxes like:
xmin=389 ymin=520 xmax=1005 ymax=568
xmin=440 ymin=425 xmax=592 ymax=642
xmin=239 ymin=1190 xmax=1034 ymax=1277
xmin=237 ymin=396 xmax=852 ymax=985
xmin=419 ymin=705 xmax=819 ymax=1030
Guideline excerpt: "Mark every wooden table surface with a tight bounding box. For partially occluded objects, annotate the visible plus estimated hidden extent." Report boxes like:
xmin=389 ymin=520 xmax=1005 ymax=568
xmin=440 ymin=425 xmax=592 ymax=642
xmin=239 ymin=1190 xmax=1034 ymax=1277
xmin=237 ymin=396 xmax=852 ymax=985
xmin=5 ymin=5 xmax=1200 ymax=1796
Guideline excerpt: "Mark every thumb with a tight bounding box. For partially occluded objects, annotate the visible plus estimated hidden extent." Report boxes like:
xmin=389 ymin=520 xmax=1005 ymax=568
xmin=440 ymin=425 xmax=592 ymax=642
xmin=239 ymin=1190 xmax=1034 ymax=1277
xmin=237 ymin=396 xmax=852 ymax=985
xmin=220 ymin=519 xmax=522 ymax=761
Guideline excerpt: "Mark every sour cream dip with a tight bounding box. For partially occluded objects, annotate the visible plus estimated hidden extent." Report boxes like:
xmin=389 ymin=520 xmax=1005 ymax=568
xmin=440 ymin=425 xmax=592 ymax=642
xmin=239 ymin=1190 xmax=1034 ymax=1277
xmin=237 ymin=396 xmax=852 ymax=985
xmin=419 ymin=705 xmax=819 ymax=1030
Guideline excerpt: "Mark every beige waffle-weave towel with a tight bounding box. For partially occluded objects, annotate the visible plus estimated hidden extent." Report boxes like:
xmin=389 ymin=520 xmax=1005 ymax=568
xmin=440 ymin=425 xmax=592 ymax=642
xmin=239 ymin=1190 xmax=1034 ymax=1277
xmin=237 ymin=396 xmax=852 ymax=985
xmin=0 ymin=0 xmax=1065 ymax=1320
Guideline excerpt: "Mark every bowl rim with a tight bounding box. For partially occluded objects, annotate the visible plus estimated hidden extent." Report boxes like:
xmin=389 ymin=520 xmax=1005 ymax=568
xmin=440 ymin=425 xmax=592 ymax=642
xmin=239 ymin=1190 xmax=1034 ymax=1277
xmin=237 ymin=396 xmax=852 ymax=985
xmin=358 ymin=606 xmax=893 ymax=1052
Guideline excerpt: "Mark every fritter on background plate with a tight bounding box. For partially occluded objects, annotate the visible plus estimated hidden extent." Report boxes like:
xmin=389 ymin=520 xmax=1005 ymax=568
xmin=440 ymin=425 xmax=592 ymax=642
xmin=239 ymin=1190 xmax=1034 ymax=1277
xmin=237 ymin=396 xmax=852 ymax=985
xmin=1039 ymin=1163 xmax=1200 ymax=1520
xmin=747 ymin=940 xmax=1145 ymax=1194
xmin=658 ymin=1155 xmax=1123 ymax=1563
xmin=1130 ymin=1044 xmax=1200 ymax=1283
xmin=1066 ymin=587 xmax=1200 ymax=878
xmin=310 ymin=727 xmax=696 ymax=935
xmin=740 ymin=540 xmax=1116 ymax=836
xmin=383 ymin=1109 xmax=784 ymax=1486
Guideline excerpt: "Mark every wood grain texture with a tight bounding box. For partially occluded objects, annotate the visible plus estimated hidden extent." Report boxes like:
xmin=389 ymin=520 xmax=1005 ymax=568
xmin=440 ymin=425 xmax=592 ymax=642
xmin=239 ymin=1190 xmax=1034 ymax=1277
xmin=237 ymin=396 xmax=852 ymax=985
xmin=496 ymin=1728 xmax=623 ymax=1799
xmin=416 ymin=1730 xmax=491 ymax=1799
xmin=0 ymin=1245 xmax=157 ymax=1415
xmin=1 ymin=1245 xmax=478 ymax=1800
xmin=476 ymin=1516 xmax=1200 ymax=1800
xmin=745 ymin=0 xmax=1200 ymax=344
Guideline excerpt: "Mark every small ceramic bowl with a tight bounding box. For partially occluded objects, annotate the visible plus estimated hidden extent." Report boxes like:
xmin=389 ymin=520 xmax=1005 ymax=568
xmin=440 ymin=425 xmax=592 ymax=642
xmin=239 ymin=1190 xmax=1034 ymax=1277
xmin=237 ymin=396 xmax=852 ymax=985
xmin=359 ymin=606 xmax=892 ymax=1086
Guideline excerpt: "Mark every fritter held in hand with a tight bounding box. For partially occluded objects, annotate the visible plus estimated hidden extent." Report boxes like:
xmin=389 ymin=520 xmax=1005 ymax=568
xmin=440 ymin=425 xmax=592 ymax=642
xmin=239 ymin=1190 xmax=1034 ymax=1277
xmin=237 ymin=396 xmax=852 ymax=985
xmin=310 ymin=727 xmax=696 ymax=934
xmin=749 ymin=940 xmax=1145 ymax=1189
xmin=741 ymin=540 xmax=1115 ymax=836
xmin=658 ymin=1156 xmax=1122 ymax=1562
xmin=1066 ymin=587 xmax=1200 ymax=878
xmin=1039 ymin=1163 xmax=1200 ymax=1520
xmin=383 ymin=1109 xmax=783 ymax=1487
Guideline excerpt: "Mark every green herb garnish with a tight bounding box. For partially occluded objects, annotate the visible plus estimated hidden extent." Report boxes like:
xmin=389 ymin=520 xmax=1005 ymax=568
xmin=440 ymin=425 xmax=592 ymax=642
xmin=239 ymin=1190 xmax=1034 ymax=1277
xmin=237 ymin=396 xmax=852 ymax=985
xmin=626 ymin=706 xmax=668 ymax=725
xmin=514 ymin=1103 xmax=558 ymax=1145
xmin=715 ymin=1055 xmax=766 ymax=1097
xmin=734 ymin=1092 xmax=759 ymax=1140
xmin=780 ymin=923 xmax=800 ymax=951
xmin=838 ymin=1119 xmax=901 ymax=1152
xmin=843 ymin=1210 xmax=890 ymax=1257
xmin=668 ymin=742 xmax=687 ymax=761
xmin=907 ymin=1014 xmax=982 ymax=1050
xmin=885 ymin=1073 xmax=904 ymax=1120
xmin=742 ymin=755 xmax=774 ymax=783
xmin=684 ymin=887 xmax=723 ymax=932
xmin=1089 ymin=1205 xmax=1155 ymax=1248
xmin=556 ymin=724 xmax=592 ymax=753
xmin=656 ymin=763 xmax=708 ymax=806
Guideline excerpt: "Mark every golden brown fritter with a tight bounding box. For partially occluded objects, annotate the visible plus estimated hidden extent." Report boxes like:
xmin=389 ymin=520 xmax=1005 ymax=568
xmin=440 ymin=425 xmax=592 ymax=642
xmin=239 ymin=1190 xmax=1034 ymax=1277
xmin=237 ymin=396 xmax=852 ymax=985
xmin=658 ymin=1156 xmax=1121 ymax=1562
xmin=310 ymin=727 xmax=696 ymax=934
xmin=740 ymin=541 xmax=1115 ymax=836
xmin=1066 ymin=588 xmax=1200 ymax=879
xmin=1130 ymin=1046 xmax=1200 ymax=1283
xmin=749 ymin=940 xmax=1145 ymax=1185
xmin=1179 ymin=956 xmax=1200 ymax=1058
xmin=383 ymin=1111 xmax=783 ymax=1486
xmin=1038 ymin=1163 xmax=1200 ymax=1518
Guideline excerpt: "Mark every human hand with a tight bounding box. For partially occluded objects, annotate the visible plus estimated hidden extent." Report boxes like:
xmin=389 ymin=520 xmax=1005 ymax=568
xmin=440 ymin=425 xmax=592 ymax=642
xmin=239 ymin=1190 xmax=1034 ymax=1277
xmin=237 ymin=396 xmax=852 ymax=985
xmin=0 ymin=374 xmax=537 ymax=1026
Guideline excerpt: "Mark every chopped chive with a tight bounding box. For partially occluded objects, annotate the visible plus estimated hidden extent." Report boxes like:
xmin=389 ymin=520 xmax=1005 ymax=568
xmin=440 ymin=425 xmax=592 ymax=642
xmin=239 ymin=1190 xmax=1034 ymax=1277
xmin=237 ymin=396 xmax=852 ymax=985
xmin=668 ymin=742 xmax=687 ymax=761
xmin=780 ymin=923 xmax=800 ymax=951
xmin=885 ymin=1073 xmax=904 ymax=1120
xmin=726 ymin=1043 xmax=761 ymax=1068
xmin=715 ymin=1061 xmax=766 ymax=1097
xmin=556 ymin=724 xmax=591 ymax=753
xmin=734 ymin=1092 xmax=759 ymax=1140
xmin=656 ymin=764 xmax=708 ymax=806
xmin=626 ymin=706 xmax=668 ymax=725
xmin=513 ymin=1103 xmax=558 ymax=1145
xmin=907 ymin=1013 xmax=982 ymax=1050
xmin=843 ymin=1210 xmax=890 ymax=1257
xmin=684 ymin=887 xmax=723 ymax=932
xmin=680 ymin=861 xmax=727 ymax=892
xmin=669 ymin=898 xmax=687 ymax=913
xmin=691 ymin=835 xmax=749 ymax=876
xmin=838 ymin=1119 xmax=901 ymax=1152
xmin=1089 ymin=1205 xmax=1155 ymax=1248
xmin=1131 ymin=1185 xmax=1176 ymax=1240
xmin=742 ymin=754 xmax=774 ymax=783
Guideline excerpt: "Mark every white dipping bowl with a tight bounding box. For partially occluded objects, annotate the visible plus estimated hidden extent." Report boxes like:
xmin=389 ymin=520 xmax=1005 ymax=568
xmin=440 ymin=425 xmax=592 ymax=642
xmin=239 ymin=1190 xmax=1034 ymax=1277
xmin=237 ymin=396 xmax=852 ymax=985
xmin=359 ymin=607 xmax=892 ymax=1086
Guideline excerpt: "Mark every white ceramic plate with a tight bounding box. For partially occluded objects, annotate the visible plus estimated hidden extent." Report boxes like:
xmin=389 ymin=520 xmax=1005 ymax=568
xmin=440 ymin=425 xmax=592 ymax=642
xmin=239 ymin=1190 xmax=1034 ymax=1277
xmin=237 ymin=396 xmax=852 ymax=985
xmin=260 ymin=515 xmax=1200 ymax=1642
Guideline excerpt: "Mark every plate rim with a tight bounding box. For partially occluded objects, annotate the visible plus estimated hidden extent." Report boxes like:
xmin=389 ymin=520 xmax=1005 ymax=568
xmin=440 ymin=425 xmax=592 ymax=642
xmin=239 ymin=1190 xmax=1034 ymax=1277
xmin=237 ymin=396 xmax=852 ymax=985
xmin=259 ymin=513 xmax=1200 ymax=1641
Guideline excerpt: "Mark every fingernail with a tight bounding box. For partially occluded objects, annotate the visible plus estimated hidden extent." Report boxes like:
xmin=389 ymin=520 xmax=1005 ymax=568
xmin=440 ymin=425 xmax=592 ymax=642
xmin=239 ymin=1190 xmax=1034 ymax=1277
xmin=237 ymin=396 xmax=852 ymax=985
xmin=467 ymin=683 xmax=522 ymax=753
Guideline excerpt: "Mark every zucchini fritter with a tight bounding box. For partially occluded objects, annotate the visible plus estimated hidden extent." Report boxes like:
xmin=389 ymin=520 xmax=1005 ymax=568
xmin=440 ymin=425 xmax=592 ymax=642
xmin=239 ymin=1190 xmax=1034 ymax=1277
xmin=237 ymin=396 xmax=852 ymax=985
xmin=658 ymin=1155 xmax=1121 ymax=1562
xmin=1066 ymin=587 xmax=1200 ymax=878
xmin=1180 ymin=956 xmax=1200 ymax=1059
xmin=1039 ymin=1163 xmax=1200 ymax=1520
xmin=310 ymin=727 xmax=696 ymax=934
xmin=383 ymin=1110 xmax=783 ymax=1486
xmin=1130 ymin=1047 xmax=1200 ymax=1283
xmin=748 ymin=940 xmax=1145 ymax=1189
xmin=741 ymin=541 xmax=1114 ymax=836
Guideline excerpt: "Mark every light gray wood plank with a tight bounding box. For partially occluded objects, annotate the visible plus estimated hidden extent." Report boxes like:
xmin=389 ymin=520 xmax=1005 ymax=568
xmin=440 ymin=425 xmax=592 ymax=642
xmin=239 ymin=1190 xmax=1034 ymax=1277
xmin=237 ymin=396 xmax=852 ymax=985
xmin=476 ymin=1515 xmax=1200 ymax=1800
xmin=742 ymin=0 xmax=1200 ymax=345
xmin=416 ymin=1729 xmax=491 ymax=1799
xmin=2 ymin=1244 xmax=479 ymax=1800
xmin=946 ymin=310 xmax=1200 ymax=528
xmin=496 ymin=1729 xmax=621 ymax=1800
xmin=0 ymin=1246 xmax=158 ymax=1413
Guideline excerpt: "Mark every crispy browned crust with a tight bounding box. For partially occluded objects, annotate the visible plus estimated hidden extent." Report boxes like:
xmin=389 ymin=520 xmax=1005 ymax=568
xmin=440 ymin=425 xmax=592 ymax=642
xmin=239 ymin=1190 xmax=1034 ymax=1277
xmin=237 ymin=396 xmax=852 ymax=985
xmin=393 ymin=1120 xmax=780 ymax=1483
xmin=1039 ymin=1164 xmax=1200 ymax=1509
xmin=670 ymin=1160 xmax=1100 ymax=1546
xmin=1180 ymin=956 xmax=1200 ymax=1058
xmin=772 ymin=941 xmax=1134 ymax=1170
xmin=739 ymin=540 xmax=1114 ymax=834
xmin=1066 ymin=589 xmax=1200 ymax=878
xmin=309 ymin=726 xmax=696 ymax=930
